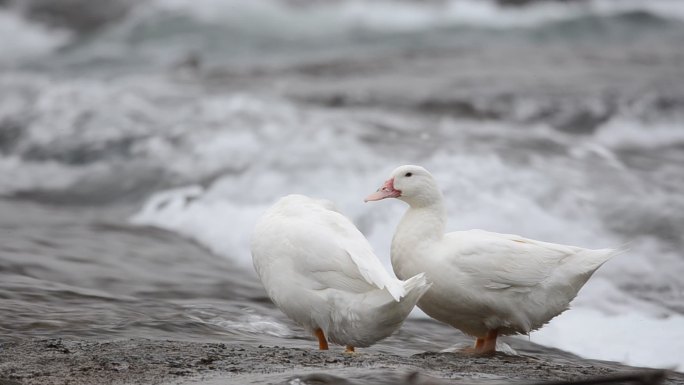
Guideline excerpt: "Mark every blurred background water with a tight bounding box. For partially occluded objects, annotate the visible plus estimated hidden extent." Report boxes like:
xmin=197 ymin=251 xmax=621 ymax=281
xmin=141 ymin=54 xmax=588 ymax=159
xmin=1 ymin=0 xmax=683 ymax=372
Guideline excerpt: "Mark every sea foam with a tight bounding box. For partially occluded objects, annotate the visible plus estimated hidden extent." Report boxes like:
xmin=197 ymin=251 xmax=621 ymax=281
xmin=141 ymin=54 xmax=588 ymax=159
xmin=0 ymin=10 xmax=70 ymax=65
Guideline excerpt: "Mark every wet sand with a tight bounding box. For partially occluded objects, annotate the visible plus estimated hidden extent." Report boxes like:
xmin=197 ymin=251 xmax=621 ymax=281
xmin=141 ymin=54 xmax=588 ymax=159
xmin=0 ymin=337 xmax=680 ymax=385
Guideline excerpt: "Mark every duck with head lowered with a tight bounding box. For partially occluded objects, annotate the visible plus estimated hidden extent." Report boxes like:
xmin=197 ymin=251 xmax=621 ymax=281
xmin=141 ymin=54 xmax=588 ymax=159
xmin=366 ymin=165 xmax=620 ymax=355
xmin=251 ymin=194 xmax=431 ymax=353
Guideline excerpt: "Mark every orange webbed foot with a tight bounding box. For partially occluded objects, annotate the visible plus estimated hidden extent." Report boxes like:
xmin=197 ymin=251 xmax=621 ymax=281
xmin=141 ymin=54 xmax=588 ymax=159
xmin=315 ymin=328 xmax=329 ymax=350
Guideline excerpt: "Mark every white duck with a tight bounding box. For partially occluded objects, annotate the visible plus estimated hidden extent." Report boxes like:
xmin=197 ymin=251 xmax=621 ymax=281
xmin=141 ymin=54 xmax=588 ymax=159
xmin=366 ymin=165 xmax=620 ymax=354
xmin=251 ymin=194 xmax=431 ymax=352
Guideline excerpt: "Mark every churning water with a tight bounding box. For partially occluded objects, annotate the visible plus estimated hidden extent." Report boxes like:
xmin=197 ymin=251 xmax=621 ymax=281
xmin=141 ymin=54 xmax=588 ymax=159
xmin=1 ymin=0 xmax=684 ymax=372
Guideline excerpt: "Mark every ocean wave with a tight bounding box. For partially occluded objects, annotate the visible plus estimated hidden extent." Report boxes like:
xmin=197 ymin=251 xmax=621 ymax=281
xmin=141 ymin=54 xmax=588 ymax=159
xmin=2 ymin=64 xmax=682 ymax=368
xmin=35 ymin=0 xmax=684 ymax=72
xmin=2 ymin=71 xmax=683 ymax=197
xmin=3 ymin=0 xmax=683 ymax=71
xmin=148 ymin=0 xmax=684 ymax=30
xmin=0 ymin=10 xmax=70 ymax=66
xmin=529 ymin=307 xmax=684 ymax=371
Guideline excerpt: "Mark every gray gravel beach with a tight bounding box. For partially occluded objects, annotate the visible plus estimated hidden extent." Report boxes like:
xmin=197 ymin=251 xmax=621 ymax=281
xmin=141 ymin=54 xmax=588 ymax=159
xmin=1 ymin=337 xmax=681 ymax=385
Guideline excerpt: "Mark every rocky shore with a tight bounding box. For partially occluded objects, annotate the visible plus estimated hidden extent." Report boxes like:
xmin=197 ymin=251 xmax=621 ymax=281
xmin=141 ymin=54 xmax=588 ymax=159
xmin=0 ymin=337 xmax=680 ymax=385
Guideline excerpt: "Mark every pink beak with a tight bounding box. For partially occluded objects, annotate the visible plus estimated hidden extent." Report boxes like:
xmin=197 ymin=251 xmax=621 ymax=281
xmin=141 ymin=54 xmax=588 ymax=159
xmin=365 ymin=178 xmax=401 ymax=202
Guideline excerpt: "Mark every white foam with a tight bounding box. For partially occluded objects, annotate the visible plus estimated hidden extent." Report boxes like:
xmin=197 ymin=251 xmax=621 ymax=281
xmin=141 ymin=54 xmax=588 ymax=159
xmin=131 ymin=185 xmax=267 ymax=261
xmin=529 ymin=308 xmax=684 ymax=371
xmin=146 ymin=0 xmax=684 ymax=33
xmin=0 ymin=10 xmax=70 ymax=65
xmin=63 ymin=0 xmax=684 ymax=70
xmin=594 ymin=118 xmax=684 ymax=150
xmin=0 ymin=156 xmax=104 ymax=196
xmin=184 ymin=304 xmax=294 ymax=338
xmin=589 ymin=0 xmax=684 ymax=21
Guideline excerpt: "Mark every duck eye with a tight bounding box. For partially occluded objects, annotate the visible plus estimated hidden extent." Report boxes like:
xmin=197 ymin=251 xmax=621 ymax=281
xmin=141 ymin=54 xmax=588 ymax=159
xmin=405 ymin=172 xmax=412 ymax=177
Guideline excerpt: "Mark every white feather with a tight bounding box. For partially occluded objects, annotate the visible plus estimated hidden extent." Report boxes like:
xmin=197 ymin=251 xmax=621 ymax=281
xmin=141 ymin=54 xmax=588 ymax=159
xmin=251 ymin=194 xmax=430 ymax=347
xmin=380 ymin=165 xmax=620 ymax=338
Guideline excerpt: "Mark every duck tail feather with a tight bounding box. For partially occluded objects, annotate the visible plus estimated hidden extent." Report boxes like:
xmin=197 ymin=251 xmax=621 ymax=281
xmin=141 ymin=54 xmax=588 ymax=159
xmin=399 ymin=272 xmax=432 ymax=302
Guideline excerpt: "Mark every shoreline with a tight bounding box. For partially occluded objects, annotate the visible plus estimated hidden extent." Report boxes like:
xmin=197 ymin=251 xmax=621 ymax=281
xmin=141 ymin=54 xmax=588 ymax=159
xmin=1 ymin=338 xmax=680 ymax=385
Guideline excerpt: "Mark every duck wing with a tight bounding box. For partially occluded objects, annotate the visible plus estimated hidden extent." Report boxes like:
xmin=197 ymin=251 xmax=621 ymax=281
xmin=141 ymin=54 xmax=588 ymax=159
xmin=305 ymin=198 xmax=404 ymax=300
xmin=443 ymin=229 xmax=617 ymax=293
xmin=254 ymin=195 xmax=403 ymax=300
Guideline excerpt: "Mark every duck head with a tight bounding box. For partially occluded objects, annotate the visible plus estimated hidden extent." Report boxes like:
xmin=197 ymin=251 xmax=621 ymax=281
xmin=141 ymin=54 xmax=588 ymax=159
xmin=365 ymin=165 xmax=442 ymax=208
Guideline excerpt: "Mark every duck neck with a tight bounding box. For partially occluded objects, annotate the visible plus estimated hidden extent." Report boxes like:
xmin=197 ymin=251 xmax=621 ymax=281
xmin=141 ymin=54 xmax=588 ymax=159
xmin=391 ymin=199 xmax=446 ymax=265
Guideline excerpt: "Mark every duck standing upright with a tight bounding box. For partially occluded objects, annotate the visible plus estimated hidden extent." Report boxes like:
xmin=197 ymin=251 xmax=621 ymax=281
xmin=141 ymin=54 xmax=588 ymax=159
xmin=366 ymin=165 xmax=620 ymax=354
xmin=251 ymin=194 xmax=431 ymax=352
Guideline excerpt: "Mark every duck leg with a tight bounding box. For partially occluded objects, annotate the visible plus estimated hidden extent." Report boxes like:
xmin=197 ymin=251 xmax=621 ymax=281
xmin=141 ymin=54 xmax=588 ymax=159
xmin=479 ymin=329 xmax=498 ymax=354
xmin=458 ymin=337 xmax=485 ymax=354
xmin=345 ymin=346 xmax=355 ymax=353
xmin=315 ymin=328 xmax=329 ymax=350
